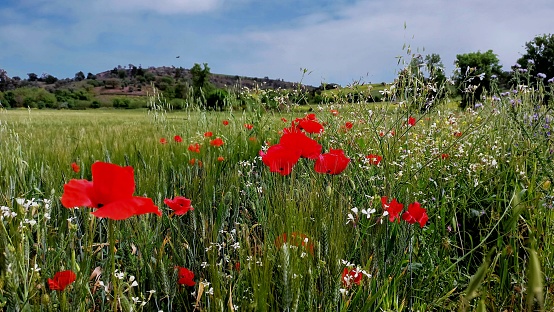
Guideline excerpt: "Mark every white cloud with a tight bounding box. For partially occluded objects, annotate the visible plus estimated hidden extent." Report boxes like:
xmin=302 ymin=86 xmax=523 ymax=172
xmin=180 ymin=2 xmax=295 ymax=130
xmin=2 ymin=0 xmax=554 ymax=84
xmin=214 ymin=0 xmax=554 ymax=85
xmin=92 ymin=0 xmax=223 ymax=14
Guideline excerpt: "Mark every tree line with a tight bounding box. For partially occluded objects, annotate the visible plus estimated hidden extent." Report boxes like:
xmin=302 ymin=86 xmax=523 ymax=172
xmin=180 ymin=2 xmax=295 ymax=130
xmin=1 ymin=34 xmax=553 ymax=110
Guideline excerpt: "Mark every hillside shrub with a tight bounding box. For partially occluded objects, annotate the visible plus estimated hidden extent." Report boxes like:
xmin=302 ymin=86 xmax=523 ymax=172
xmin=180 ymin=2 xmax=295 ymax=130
xmin=206 ymin=88 xmax=228 ymax=110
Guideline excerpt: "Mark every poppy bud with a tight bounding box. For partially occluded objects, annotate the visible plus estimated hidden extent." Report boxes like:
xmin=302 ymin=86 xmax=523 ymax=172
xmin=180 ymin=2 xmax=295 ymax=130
xmin=41 ymin=293 xmax=51 ymax=305
xmin=348 ymin=178 xmax=356 ymax=191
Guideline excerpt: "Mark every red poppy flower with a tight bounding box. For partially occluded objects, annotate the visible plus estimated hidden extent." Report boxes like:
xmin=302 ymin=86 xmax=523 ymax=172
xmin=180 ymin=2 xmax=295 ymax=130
xmin=61 ymin=162 xmax=161 ymax=220
xmin=176 ymin=267 xmax=195 ymax=286
xmin=48 ymin=270 xmax=76 ymax=291
xmin=188 ymin=143 xmax=201 ymax=153
xmin=296 ymin=119 xmax=324 ymax=134
xmin=441 ymin=153 xmax=449 ymax=159
xmin=341 ymin=267 xmax=362 ymax=287
xmin=305 ymin=113 xmax=317 ymax=120
xmin=381 ymin=196 xmax=403 ymax=223
xmin=281 ymin=117 xmax=288 ymax=123
xmin=278 ymin=131 xmax=322 ymax=159
xmin=314 ymin=149 xmax=350 ymax=175
xmin=189 ymin=158 xmax=196 ymax=165
xmin=408 ymin=116 xmax=416 ymax=126
xmin=71 ymin=162 xmax=80 ymax=173
xmin=210 ymin=137 xmax=224 ymax=147
xmin=164 ymin=196 xmax=193 ymax=215
xmin=217 ymin=156 xmax=225 ymax=162
xmin=223 ymin=120 xmax=229 ymax=126
xmin=330 ymin=109 xmax=339 ymax=116
xmin=366 ymin=154 xmax=382 ymax=165
xmin=260 ymin=144 xmax=302 ymax=176
xmin=174 ymin=135 xmax=183 ymax=143
xmin=344 ymin=122 xmax=354 ymax=130
xmin=402 ymin=202 xmax=428 ymax=228
xmin=244 ymin=123 xmax=254 ymax=130
xmin=453 ymin=131 xmax=462 ymax=137
xmin=204 ymin=131 xmax=213 ymax=137
xmin=160 ymin=138 xmax=168 ymax=144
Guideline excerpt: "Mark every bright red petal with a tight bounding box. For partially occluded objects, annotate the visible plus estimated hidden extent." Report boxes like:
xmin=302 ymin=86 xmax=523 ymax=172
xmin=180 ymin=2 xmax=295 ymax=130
xmin=298 ymin=119 xmax=324 ymax=134
xmin=402 ymin=211 xmax=415 ymax=223
xmin=48 ymin=278 xmax=60 ymax=290
xmin=164 ymin=197 xmax=193 ymax=215
xmin=261 ymin=144 xmax=302 ymax=176
xmin=61 ymin=179 xmax=95 ymax=208
xmin=177 ymin=267 xmax=195 ymax=286
xmin=49 ymin=270 xmax=76 ymax=291
xmin=418 ymin=213 xmax=429 ymax=228
xmin=314 ymin=149 xmax=350 ymax=174
xmin=279 ymin=132 xmax=322 ymax=159
xmin=91 ymin=197 xmax=161 ymax=220
xmin=91 ymin=162 xmax=135 ymax=205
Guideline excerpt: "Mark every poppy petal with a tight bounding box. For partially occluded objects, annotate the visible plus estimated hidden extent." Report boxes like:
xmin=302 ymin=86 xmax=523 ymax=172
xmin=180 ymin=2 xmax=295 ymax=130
xmin=91 ymin=197 xmax=161 ymax=220
xmin=177 ymin=267 xmax=195 ymax=286
xmin=314 ymin=149 xmax=350 ymax=174
xmin=261 ymin=144 xmax=302 ymax=175
xmin=164 ymin=197 xmax=193 ymax=215
xmin=48 ymin=270 xmax=76 ymax=291
xmin=91 ymin=162 xmax=135 ymax=204
xmin=61 ymin=179 xmax=95 ymax=208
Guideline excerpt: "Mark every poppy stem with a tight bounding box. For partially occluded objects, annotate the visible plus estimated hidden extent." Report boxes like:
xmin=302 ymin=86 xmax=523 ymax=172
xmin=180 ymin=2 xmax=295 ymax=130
xmin=108 ymin=219 xmax=118 ymax=311
xmin=61 ymin=291 xmax=68 ymax=311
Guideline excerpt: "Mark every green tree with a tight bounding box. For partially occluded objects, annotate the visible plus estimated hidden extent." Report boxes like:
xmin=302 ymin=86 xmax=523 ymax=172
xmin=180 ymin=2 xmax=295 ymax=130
xmin=206 ymin=88 xmax=228 ymax=111
xmin=6 ymin=87 xmax=57 ymax=108
xmin=454 ymin=50 xmax=502 ymax=109
xmin=517 ymin=34 xmax=554 ymax=104
xmin=393 ymin=53 xmax=449 ymax=112
xmin=104 ymin=79 xmax=120 ymax=89
xmin=0 ymin=69 xmax=13 ymax=92
xmin=174 ymin=82 xmax=189 ymax=99
xmin=190 ymin=63 xmax=213 ymax=95
xmin=175 ymin=67 xmax=183 ymax=79
xmin=517 ymin=34 xmax=554 ymax=80
xmin=75 ymin=71 xmax=85 ymax=81
xmin=118 ymin=69 xmax=127 ymax=79
xmin=43 ymin=74 xmax=58 ymax=84
xmin=27 ymin=73 xmax=38 ymax=82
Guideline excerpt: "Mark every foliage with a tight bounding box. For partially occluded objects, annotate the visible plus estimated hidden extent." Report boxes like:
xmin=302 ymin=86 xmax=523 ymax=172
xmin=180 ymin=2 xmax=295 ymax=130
xmin=517 ymin=33 xmax=554 ymax=104
xmin=517 ymin=34 xmax=554 ymax=81
xmin=190 ymin=63 xmax=213 ymax=95
xmin=1 ymin=87 xmax=57 ymax=108
xmin=454 ymin=50 xmax=502 ymax=109
xmin=392 ymin=53 xmax=450 ymax=112
xmin=205 ymin=88 xmax=228 ymax=111
xmin=43 ymin=74 xmax=58 ymax=84
xmin=74 ymin=71 xmax=85 ymax=82
xmin=27 ymin=73 xmax=38 ymax=82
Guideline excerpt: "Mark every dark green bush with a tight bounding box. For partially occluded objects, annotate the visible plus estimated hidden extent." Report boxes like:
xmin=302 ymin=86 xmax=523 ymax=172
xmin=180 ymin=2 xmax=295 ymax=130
xmin=206 ymin=88 xmax=228 ymax=110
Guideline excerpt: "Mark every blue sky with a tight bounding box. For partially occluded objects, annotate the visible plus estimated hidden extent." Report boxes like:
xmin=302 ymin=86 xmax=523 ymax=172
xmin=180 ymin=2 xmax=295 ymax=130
xmin=1 ymin=0 xmax=553 ymax=86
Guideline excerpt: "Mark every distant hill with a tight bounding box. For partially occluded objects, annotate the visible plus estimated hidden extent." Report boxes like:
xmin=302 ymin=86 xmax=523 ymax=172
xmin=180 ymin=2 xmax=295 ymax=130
xmin=0 ymin=65 xmax=323 ymax=109
xmin=95 ymin=65 xmax=316 ymax=90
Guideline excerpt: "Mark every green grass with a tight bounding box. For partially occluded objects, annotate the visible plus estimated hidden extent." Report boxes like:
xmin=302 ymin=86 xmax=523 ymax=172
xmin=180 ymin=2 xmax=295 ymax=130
xmin=0 ymin=79 xmax=553 ymax=311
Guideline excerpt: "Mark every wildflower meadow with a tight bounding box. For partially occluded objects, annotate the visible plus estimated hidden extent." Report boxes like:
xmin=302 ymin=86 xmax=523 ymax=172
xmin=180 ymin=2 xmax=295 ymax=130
xmin=1 ymin=65 xmax=554 ymax=311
